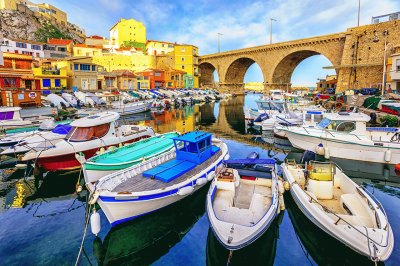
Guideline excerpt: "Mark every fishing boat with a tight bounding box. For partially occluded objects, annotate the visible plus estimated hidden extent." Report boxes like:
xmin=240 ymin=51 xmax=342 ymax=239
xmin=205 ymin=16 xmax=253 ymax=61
xmin=281 ymin=160 xmax=394 ymax=261
xmin=281 ymin=112 xmax=400 ymax=164
xmin=206 ymin=154 xmax=280 ymax=250
xmin=0 ymin=123 xmax=72 ymax=156
xmin=21 ymin=112 xmax=155 ymax=171
xmin=82 ymin=132 xmax=179 ymax=183
xmin=87 ymin=131 xmax=228 ymax=226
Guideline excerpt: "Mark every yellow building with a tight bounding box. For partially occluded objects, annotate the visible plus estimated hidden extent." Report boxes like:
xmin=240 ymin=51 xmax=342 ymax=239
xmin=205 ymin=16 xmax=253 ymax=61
xmin=173 ymin=44 xmax=199 ymax=88
xmin=26 ymin=2 xmax=67 ymax=26
xmin=110 ymin=18 xmax=146 ymax=49
xmin=0 ymin=0 xmax=20 ymax=10
xmin=33 ymin=60 xmax=67 ymax=89
xmin=73 ymin=44 xmax=103 ymax=57
xmin=245 ymin=82 xmax=264 ymax=92
xmin=54 ymin=57 xmax=99 ymax=91
xmin=92 ymin=53 xmax=154 ymax=73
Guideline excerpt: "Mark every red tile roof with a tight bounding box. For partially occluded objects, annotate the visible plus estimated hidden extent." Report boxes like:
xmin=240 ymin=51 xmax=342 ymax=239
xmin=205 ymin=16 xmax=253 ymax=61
xmin=87 ymin=35 xmax=104 ymax=39
xmin=48 ymin=38 xmax=73 ymax=45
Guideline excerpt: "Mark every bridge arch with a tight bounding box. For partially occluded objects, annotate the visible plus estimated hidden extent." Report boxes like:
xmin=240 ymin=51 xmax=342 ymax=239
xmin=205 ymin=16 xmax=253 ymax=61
xmin=224 ymin=56 xmax=266 ymax=84
xmin=199 ymin=62 xmax=219 ymax=87
xmin=271 ymin=49 xmax=337 ymax=86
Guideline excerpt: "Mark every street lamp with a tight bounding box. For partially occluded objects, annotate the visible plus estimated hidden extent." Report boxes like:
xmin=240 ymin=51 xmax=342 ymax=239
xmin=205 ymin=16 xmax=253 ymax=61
xmin=217 ymin=33 xmax=223 ymax=53
xmin=269 ymin=18 xmax=277 ymax=44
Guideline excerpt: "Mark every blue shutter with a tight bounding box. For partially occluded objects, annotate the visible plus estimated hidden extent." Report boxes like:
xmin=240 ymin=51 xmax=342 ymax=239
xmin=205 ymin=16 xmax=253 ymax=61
xmin=43 ymin=79 xmax=51 ymax=87
xmin=55 ymin=79 xmax=61 ymax=87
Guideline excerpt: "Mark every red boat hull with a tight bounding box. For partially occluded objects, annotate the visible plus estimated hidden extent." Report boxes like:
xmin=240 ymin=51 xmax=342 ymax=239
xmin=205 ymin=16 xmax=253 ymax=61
xmin=35 ymin=136 xmax=149 ymax=171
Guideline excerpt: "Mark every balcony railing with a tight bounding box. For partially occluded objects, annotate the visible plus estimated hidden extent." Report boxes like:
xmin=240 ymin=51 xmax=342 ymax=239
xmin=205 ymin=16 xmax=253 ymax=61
xmin=42 ymin=69 xmax=60 ymax=75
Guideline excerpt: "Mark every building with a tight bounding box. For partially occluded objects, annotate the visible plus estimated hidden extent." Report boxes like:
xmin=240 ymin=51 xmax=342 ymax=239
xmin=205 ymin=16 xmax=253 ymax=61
xmin=389 ymin=45 xmax=400 ymax=92
xmin=54 ymin=57 xmax=99 ymax=91
xmin=174 ymin=44 xmax=199 ymax=88
xmin=92 ymin=52 xmax=154 ymax=73
xmin=146 ymin=40 xmax=174 ymax=56
xmin=136 ymin=75 xmax=150 ymax=90
xmin=110 ymin=18 xmax=146 ymax=49
xmin=245 ymin=82 xmax=264 ymax=92
xmin=85 ymin=35 xmax=109 ymax=47
xmin=316 ymin=75 xmax=337 ymax=92
xmin=113 ymin=70 xmax=136 ymax=90
xmin=135 ymin=69 xmax=165 ymax=89
xmin=0 ymin=52 xmax=41 ymax=107
xmin=164 ymin=68 xmax=186 ymax=89
xmin=32 ymin=59 xmax=67 ymax=90
xmin=26 ymin=2 xmax=67 ymax=26
xmin=73 ymin=44 xmax=103 ymax=57
xmin=0 ymin=38 xmax=45 ymax=58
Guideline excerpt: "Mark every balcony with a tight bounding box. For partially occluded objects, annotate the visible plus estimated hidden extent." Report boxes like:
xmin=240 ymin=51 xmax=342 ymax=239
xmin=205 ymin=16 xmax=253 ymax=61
xmin=42 ymin=69 xmax=60 ymax=75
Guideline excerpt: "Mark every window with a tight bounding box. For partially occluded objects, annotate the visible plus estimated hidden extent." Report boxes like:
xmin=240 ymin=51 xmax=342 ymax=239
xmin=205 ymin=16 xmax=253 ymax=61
xmin=42 ymin=79 xmax=51 ymax=87
xmin=58 ymin=47 xmax=66 ymax=52
xmin=181 ymin=57 xmax=184 ymax=62
xmin=16 ymin=42 xmax=27 ymax=48
xmin=105 ymin=79 xmax=113 ymax=87
xmin=181 ymin=48 xmax=185 ymax=52
xmin=154 ymin=72 xmax=161 ymax=77
xmin=1 ymin=58 xmax=12 ymax=68
xmin=0 ymin=111 xmax=15 ymax=120
xmin=80 ymin=64 xmax=91 ymax=71
xmin=396 ymin=59 xmax=400 ymax=72
xmin=74 ymin=64 xmax=79 ymax=70
xmin=15 ymin=60 xmax=31 ymax=69
xmin=181 ymin=65 xmax=185 ymax=70
xmin=92 ymin=65 xmax=96 ymax=71
xmin=124 ymin=80 xmax=127 ymax=86
xmin=55 ymin=79 xmax=61 ymax=87
xmin=66 ymin=124 xmax=110 ymax=141
xmin=3 ymin=78 xmax=16 ymax=87
xmin=31 ymin=44 xmax=41 ymax=50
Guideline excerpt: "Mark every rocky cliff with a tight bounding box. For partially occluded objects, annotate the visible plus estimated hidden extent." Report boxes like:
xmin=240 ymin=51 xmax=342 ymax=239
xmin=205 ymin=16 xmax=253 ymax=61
xmin=0 ymin=8 xmax=84 ymax=43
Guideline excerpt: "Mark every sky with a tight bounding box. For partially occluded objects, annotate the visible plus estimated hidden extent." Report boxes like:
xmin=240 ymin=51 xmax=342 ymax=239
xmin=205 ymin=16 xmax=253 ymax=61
xmin=32 ymin=0 xmax=400 ymax=86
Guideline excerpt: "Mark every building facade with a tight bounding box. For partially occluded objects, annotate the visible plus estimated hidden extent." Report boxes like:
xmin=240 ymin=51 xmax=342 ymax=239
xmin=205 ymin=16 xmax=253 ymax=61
xmin=164 ymin=68 xmax=186 ymax=88
xmin=136 ymin=69 xmax=165 ymax=89
xmin=174 ymin=44 xmax=199 ymax=88
xmin=0 ymin=38 xmax=45 ymax=58
xmin=316 ymin=75 xmax=337 ymax=92
xmin=389 ymin=45 xmax=400 ymax=92
xmin=110 ymin=18 xmax=146 ymax=49
xmin=92 ymin=52 xmax=154 ymax=73
xmin=73 ymin=44 xmax=102 ymax=57
xmin=32 ymin=60 xmax=67 ymax=90
xmin=146 ymin=40 xmax=174 ymax=56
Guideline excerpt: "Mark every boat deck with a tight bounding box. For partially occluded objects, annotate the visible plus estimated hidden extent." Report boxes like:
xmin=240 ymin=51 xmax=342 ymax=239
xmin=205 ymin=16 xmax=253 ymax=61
xmin=317 ymin=187 xmax=346 ymax=214
xmin=111 ymin=150 xmax=222 ymax=193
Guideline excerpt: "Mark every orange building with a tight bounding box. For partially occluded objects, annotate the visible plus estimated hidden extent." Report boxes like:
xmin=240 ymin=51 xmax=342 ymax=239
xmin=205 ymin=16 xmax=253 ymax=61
xmin=0 ymin=53 xmax=41 ymax=107
xmin=135 ymin=68 xmax=165 ymax=89
xmin=164 ymin=68 xmax=186 ymax=89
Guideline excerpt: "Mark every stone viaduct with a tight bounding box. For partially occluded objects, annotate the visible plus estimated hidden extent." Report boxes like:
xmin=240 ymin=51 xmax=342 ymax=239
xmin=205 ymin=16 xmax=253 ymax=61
xmin=199 ymin=20 xmax=400 ymax=93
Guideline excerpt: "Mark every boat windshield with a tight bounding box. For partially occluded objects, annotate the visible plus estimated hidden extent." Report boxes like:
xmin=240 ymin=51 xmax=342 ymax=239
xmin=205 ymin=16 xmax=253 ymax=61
xmin=256 ymin=101 xmax=283 ymax=111
xmin=0 ymin=111 xmax=14 ymax=121
xmin=317 ymin=118 xmax=356 ymax=132
xmin=66 ymin=123 xmax=110 ymax=141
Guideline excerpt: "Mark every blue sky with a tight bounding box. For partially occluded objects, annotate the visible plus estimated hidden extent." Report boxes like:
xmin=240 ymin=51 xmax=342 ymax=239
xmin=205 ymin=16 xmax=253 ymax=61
xmin=33 ymin=0 xmax=400 ymax=86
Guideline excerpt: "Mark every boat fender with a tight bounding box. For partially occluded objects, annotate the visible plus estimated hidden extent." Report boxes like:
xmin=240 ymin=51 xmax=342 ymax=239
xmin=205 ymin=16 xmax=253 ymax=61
xmin=315 ymin=143 xmax=325 ymax=156
xmin=99 ymin=147 xmax=105 ymax=154
xmin=324 ymin=147 xmax=330 ymax=159
xmin=207 ymin=171 xmax=216 ymax=181
xmin=107 ymin=146 xmax=116 ymax=151
xmin=196 ymin=177 xmax=207 ymax=186
xmin=395 ymin=163 xmax=400 ymax=176
xmin=90 ymin=210 xmax=101 ymax=236
xmin=279 ymin=194 xmax=285 ymax=210
xmin=177 ymin=186 xmax=194 ymax=196
xmin=119 ymin=143 xmax=123 ymax=148
xmin=283 ymin=181 xmax=290 ymax=191
xmin=89 ymin=191 xmax=100 ymax=205
xmin=278 ymin=180 xmax=285 ymax=195
xmin=384 ymin=150 xmax=391 ymax=162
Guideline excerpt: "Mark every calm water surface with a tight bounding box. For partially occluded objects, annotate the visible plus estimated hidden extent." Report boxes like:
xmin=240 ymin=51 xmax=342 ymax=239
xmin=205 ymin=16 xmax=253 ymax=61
xmin=0 ymin=94 xmax=399 ymax=265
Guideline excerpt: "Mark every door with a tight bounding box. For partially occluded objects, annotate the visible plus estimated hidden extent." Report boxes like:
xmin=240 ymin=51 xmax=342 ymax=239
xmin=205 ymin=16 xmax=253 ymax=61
xmin=97 ymin=80 xmax=102 ymax=90
xmin=81 ymin=79 xmax=88 ymax=91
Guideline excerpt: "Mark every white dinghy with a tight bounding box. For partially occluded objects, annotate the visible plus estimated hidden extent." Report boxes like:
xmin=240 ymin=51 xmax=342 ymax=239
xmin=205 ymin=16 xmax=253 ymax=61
xmin=282 ymin=160 xmax=394 ymax=262
xmin=207 ymin=155 xmax=281 ymax=250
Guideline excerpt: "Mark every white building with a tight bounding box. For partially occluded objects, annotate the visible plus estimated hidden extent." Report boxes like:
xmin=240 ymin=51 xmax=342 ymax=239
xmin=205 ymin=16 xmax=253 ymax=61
xmin=146 ymin=40 xmax=174 ymax=56
xmin=390 ymin=47 xmax=400 ymax=91
xmin=0 ymin=38 xmax=45 ymax=58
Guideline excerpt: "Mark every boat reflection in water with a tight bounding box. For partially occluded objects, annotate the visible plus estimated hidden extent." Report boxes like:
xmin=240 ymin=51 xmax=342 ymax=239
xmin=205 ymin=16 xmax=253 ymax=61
xmin=92 ymin=184 xmax=209 ymax=266
xmin=206 ymin=212 xmax=283 ymax=266
xmin=285 ymin=194 xmax=381 ymax=265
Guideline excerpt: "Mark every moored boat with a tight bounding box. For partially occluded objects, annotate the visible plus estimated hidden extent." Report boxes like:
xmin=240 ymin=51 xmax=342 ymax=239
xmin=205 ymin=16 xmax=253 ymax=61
xmin=206 ymin=155 xmax=280 ymax=250
xmin=282 ymin=160 xmax=394 ymax=261
xmin=87 ymin=131 xmax=228 ymax=226
xmin=82 ymin=132 xmax=179 ymax=182
xmin=21 ymin=112 xmax=155 ymax=171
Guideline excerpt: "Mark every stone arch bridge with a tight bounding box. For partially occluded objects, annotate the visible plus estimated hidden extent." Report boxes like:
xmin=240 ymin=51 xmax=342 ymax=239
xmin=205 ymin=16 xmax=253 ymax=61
xmin=199 ymin=20 xmax=400 ymax=93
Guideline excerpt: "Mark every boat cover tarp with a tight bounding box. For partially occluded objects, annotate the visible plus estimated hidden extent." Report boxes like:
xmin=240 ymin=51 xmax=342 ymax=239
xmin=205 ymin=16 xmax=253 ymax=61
xmin=236 ymin=168 xmax=272 ymax=179
xmin=362 ymin=96 xmax=381 ymax=110
xmin=51 ymin=124 xmax=72 ymax=134
xmin=142 ymin=159 xmax=196 ymax=182
xmin=223 ymin=159 xmax=276 ymax=165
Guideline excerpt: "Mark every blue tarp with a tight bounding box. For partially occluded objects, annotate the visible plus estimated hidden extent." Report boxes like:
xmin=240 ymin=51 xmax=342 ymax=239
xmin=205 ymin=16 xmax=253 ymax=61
xmin=223 ymin=158 xmax=276 ymax=165
xmin=51 ymin=124 xmax=72 ymax=135
xmin=142 ymin=159 xmax=196 ymax=182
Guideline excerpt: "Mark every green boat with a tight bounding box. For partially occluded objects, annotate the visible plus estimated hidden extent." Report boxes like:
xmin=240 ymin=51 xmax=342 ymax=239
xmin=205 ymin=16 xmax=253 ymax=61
xmin=83 ymin=132 xmax=179 ymax=183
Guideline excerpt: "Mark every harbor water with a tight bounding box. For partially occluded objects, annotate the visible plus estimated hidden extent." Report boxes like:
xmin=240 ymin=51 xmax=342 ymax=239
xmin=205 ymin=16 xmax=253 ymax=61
xmin=0 ymin=94 xmax=399 ymax=265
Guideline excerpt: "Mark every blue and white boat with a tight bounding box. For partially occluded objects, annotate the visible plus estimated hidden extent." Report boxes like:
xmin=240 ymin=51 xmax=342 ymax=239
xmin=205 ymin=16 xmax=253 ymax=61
xmin=88 ymin=131 xmax=228 ymax=226
xmin=206 ymin=154 xmax=280 ymax=250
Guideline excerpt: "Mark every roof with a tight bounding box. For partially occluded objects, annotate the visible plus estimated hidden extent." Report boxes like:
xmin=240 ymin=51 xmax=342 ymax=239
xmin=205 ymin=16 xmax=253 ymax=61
xmin=173 ymin=131 xmax=211 ymax=143
xmin=323 ymin=112 xmax=370 ymax=122
xmin=2 ymin=53 xmax=33 ymax=60
xmin=70 ymin=112 xmax=120 ymax=127
xmin=2 ymin=37 xmax=45 ymax=45
xmin=146 ymin=40 xmax=175 ymax=45
xmin=112 ymin=70 xmax=136 ymax=77
xmin=48 ymin=39 xmax=73 ymax=45
xmin=87 ymin=35 xmax=105 ymax=40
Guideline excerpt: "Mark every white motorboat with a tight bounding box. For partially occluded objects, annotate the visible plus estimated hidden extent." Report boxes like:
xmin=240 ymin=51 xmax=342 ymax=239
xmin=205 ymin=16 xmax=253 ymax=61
xmin=74 ymin=91 xmax=95 ymax=106
xmin=281 ymin=112 xmax=400 ymax=164
xmin=206 ymin=156 xmax=280 ymax=250
xmin=62 ymin=93 xmax=79 ymax=107
xmin=245 ymin=99 xmax=285 ymax=122
xmin=0 ymin=123 xmax=71 ymax=156
xmin=86 ymin=131 xmax=228 ymax=226
xmin=46 ymin=93 xmax=70 ymax=108
xmin=109 ymin=99 xmax=152 ymax=115
xmin=21 ymin=112 xmax=155 ymax=171
xmin=0 ymin=107 xmax=49 ymax=131
xmin=282 ymin=160 xmax=394 ymax=261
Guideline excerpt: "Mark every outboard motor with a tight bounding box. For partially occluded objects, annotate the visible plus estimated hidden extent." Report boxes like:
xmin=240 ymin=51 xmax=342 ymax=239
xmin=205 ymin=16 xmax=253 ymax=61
xmin=254 ymin=113 xmax=269 ymax=123
xmin=300 ymin=150 xmax=316 ymax=164
xmin=370 ymin=112 xmax=377 ymax=124
xmin=247 ymin=152 xmax=260 ymax=159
